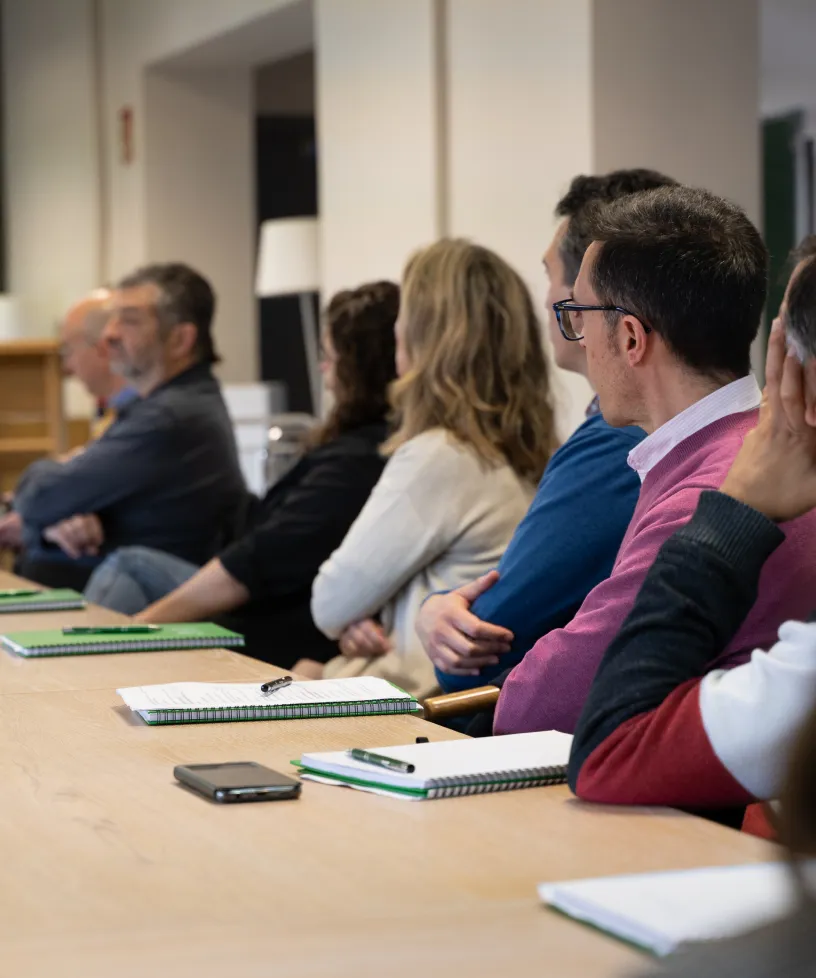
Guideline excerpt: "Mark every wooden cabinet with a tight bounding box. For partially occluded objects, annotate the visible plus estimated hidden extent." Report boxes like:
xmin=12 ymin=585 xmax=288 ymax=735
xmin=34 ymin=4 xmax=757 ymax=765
xmin=0 ymin=339 xmax=67 ymax=492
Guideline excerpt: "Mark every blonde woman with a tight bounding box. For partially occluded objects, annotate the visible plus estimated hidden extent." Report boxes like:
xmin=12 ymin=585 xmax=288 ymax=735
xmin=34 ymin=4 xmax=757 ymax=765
xmin=300 ymin=239 xmax=559 ymax=698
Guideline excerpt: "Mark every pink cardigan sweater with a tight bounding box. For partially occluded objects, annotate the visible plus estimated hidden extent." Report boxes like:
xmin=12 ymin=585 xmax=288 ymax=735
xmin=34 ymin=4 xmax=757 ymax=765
xmin=494 ymin=410 xmax=816 ymax=734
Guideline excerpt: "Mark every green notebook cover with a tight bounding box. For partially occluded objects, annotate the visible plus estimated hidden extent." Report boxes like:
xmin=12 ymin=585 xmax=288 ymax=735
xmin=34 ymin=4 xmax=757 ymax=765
xmin=1 ymin=622 xmax=245 ymax=657
xmin=0 ymin=588 xmax=85 ymax=613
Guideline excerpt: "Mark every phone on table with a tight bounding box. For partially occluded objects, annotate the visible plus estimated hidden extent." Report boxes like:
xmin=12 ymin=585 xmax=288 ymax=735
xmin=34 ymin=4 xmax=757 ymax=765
xmin=174 ymin=762 xmax=301 ymax=803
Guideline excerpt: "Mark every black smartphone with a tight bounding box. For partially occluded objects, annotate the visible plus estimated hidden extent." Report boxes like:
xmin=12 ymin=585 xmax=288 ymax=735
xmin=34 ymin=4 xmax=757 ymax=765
xmin=174 ymin=762 xmax=301 ymax=803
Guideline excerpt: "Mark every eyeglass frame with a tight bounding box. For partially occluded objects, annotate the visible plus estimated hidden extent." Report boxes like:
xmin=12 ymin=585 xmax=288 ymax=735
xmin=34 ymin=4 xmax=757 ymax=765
xmin=552 ymin=299 xmax=653 ymax=343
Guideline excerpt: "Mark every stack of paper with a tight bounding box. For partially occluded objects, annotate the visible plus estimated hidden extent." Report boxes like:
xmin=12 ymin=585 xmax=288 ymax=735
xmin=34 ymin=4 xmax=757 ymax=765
xmin=117 ymin=676 xmax=421 ymax=724
xmin=539 ymin=862 xmax=796 ymax=955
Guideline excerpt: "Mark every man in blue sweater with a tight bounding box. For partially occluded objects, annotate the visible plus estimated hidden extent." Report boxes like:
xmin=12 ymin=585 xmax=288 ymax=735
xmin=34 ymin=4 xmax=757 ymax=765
xmin=416 ymin=170 xmax=675 ymax=693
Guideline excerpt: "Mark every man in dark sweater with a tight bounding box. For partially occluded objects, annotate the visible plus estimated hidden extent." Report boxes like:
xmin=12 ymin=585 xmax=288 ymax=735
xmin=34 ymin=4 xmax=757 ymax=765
xmin=14 ymin=263 xmax=248 ymax=587
xmin=569 ymin=239 xmax=816 ymax=826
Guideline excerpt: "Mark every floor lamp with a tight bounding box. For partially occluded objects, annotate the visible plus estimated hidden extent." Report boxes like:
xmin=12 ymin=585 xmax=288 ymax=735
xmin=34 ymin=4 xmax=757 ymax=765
xmin=255 ymin=217 xmax=321 ymax=414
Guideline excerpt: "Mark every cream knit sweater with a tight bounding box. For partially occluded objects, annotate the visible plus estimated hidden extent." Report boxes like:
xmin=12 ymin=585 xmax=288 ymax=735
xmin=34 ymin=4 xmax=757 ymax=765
xmin=311 ymin=428 xmax=535 ymax=699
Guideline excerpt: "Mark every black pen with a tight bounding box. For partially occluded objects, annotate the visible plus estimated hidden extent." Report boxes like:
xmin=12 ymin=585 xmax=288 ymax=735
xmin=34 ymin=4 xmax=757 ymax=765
xmin=62 ymin=625 xmax=160 ymax=634
xmin=260 ymin=675 xmax=293 ymax=694
xmin=347 ymin=748 xmax=415 ymax=774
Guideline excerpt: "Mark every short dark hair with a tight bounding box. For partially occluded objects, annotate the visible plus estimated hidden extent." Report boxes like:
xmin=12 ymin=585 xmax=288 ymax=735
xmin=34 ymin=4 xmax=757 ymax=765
xmin=787 ymin=240 xmax=816 ymax=361
xmin=582 ymin=185 xmax=768 ymax=380
xmin=313 ymin=280 xmax=400 ymax=446
xmin=555 ymin=169 xmax=678 ymax=284
xmin=116 ymin=263 xmax=219 ymax=364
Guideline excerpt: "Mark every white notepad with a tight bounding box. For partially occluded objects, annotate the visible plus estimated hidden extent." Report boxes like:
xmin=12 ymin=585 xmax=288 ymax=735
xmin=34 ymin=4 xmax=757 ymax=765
xmin=298 ymin=731 xmax=573 ymax=800
xmin=539 ymin=862 xmax=798 ymax=956
xmin=117 ymin=676 xmax=421 ymax=725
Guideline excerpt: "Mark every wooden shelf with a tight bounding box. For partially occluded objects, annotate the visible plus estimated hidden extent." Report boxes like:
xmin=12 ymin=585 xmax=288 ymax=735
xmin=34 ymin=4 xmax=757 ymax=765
xmin=0 ymin=338 xmax=61 ymax=357
xmin=0 ymin=437 xmax=58 ymax=455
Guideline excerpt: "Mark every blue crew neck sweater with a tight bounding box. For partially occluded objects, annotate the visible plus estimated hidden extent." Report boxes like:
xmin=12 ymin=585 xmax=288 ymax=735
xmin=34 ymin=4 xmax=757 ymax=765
xmin=435 ymin=411 xmax=645 ymax=693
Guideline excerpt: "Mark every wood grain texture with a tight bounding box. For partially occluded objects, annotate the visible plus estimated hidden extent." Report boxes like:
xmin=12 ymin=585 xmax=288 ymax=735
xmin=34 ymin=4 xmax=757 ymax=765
xmin=0 ymin=570 xmax=779 ymax=976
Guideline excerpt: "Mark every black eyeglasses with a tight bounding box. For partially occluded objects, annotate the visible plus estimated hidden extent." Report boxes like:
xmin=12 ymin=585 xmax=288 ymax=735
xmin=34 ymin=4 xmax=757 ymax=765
xmin=553 ymin=299 xmax=653 ymax=342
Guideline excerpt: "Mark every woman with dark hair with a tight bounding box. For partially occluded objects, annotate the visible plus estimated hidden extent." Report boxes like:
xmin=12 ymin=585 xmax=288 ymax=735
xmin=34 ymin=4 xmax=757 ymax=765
xmin=84 ymin=281 xmax=399 ymax=667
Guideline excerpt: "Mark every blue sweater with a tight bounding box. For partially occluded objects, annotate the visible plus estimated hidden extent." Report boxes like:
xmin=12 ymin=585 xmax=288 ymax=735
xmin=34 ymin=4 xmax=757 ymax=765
xmin=435 ymin=410 xmax=645 ymax=693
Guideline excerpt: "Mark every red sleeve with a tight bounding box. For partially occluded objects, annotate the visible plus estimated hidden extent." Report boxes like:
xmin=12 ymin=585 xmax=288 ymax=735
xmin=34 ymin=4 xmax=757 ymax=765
xmin=575 ymin=679 xmax=755 ymax=808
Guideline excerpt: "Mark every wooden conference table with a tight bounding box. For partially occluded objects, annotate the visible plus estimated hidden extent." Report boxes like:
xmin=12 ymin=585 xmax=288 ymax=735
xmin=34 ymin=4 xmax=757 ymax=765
xmin=0 ymin=570 xmax=775 ymax=977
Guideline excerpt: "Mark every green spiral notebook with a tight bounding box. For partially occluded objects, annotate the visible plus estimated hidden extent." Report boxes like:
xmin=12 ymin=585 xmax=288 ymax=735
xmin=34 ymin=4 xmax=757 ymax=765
xmin=0 ymin=588 xmax=85 ymax=613
xmin=1 ymin=622 xmax=245 ymax=658
xmin=117 ymin=677 xmax=421 ymax=725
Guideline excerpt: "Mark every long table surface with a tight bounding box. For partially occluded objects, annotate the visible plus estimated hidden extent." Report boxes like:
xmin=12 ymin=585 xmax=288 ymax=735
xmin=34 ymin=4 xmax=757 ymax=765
xmin=0 ymin=570 xmax=777 ymax=977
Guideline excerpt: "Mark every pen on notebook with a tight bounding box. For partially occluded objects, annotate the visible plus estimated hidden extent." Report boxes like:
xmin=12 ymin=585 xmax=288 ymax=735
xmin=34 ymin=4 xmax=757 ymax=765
xmin=260 ymin=675 xmax=293 ymax=694
xmin=0 ymin=589 xmax=41 ymax=598
xmin=61 ymin=625 xmax=161 ymax=635
xmin=347 ymin=748 xmax=415 ymax=774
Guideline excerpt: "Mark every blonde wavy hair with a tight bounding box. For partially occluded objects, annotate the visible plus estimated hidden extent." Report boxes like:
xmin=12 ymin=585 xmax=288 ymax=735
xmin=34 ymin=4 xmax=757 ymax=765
xmin=383 ymin=239 xmax=558 ymax=481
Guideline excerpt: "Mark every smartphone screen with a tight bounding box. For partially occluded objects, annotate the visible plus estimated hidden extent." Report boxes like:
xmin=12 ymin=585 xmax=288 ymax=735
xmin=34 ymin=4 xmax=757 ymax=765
xmin=175 ymin=762 xmax=301 ymax=801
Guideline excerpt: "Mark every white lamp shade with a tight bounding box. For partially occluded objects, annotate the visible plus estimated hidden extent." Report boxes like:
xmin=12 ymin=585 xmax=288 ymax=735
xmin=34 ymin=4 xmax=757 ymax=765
xmin=0 ymin=295 xmax=24 ymax=340
xmin=255 ymin=217 xmax=320 ymax=297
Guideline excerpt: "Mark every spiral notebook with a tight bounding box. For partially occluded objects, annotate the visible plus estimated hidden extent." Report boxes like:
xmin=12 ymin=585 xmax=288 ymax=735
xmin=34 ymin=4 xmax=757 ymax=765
xmin=0 ymin=588 xmax=85 ymax=613
xmin=538 ymin=862 xmax=795 ymax=956
xmin=117 ymin=676 xmax=421 ymax=725
xmin=297 ymin=731 xmax=574 ymax=800
xmin=1 ymin=622 xmax=244 ymax=657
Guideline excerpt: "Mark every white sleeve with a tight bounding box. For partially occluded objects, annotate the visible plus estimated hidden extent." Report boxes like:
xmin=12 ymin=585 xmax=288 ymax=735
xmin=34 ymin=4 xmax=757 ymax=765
xmin=310 ymin=432 xmax=472 ymax=637
xmin=700 ymin=620 xmax=816 ymax=799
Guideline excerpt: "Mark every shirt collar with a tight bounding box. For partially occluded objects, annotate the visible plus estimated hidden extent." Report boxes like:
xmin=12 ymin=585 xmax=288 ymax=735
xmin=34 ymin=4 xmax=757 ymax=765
xmin=585 ymin=395 xmax=601 ymax=418
xmin=108 ymin=386 xmax=140 ymax=411
xmin=627 ymin=375 xmax=762 ymax=482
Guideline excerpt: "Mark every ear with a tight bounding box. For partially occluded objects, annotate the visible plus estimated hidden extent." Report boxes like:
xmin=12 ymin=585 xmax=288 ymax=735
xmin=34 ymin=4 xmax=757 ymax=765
xmin=169 ymin=321 xmax=198 ymax=359
xmin=804 ymin=358 xmax=816 ymax=427
xmin=620 ymin=314 xmax=650 ymax=366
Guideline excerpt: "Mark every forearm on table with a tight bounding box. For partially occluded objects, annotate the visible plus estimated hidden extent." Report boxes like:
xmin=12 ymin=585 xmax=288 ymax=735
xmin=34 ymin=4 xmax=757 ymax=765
xmin=138 ymin=558 xmax=250 ymax=623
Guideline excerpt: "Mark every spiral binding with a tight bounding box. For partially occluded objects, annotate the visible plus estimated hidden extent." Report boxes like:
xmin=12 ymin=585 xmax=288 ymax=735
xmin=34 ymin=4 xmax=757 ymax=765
xmin=146 ymin=698 xmax=422 ymax=725
xmin=0 ymin=600 xmax=84 ymax=613
xmin=29 ymin=636 xmax=246 ymax=657
xmin=424 ymin=765 xmax=567 ymax=798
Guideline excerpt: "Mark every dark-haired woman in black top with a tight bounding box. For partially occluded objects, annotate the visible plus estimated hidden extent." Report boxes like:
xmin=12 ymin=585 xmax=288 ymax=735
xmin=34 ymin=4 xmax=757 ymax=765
xmin=84 ymin=281 xmax=399 ymax=667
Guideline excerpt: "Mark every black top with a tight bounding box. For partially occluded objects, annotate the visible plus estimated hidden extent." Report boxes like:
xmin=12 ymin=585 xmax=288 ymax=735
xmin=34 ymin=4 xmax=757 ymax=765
xmin=15 ymin=363 xmax=249 ymax=566
xmin=218 ymin=421 xmax=388 ymax=667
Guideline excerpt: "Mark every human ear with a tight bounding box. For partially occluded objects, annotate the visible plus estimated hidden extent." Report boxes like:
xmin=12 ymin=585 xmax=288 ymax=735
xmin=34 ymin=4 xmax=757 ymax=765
xmin=623 ymin=315 xmax=648 ymax=365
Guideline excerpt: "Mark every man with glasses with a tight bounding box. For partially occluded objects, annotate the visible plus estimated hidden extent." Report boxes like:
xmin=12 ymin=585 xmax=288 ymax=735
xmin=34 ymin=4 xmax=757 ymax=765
xmin=0 ymin=290 xmax=137 ymax=554
xmin=568 ymin=240 xmax=816 ymax=836
xmin=57 ymin=289 xmax=138 ymax=438
xmin=13 ymin=263 xmax=248 ymax=588
xmin=417 ymin=170 xmax=672 ymax=696
xmin=495 ymin=186 xmax=816 ymax=735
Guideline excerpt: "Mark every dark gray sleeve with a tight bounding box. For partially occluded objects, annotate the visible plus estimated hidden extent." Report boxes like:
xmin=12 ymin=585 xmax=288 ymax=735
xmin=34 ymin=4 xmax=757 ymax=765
xmin=14 ymin=403 xmax=173 ymax=530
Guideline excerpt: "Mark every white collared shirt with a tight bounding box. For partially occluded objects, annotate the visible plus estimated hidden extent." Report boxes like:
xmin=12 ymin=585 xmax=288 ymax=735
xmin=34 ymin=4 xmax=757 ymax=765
xmin=627 ymin=375 xmax=762 ymax=482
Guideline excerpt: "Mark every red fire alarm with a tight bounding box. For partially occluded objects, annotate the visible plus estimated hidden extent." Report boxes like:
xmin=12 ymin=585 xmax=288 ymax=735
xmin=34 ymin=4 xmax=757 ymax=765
xmin=119 ymin=106 xmax=134 ymax=164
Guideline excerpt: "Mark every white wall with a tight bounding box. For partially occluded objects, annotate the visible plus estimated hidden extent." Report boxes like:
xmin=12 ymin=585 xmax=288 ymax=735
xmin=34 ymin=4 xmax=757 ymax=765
xmin=315 ymin=0 xmax=442 ymax=298
xmin=446 ymin=0 xmax=595 ymax=437
xmin=761 ymin=0 xmax=816 ymax=117
xmin=2 ymin=0 xmax=101 ymax=335
xmin=144 ymin=68 xmax=256 ymax=382
xmin=99 ymin=0 xmax=297 ymax=283
xmin=594 ymin=0 xmax=760 ymax=225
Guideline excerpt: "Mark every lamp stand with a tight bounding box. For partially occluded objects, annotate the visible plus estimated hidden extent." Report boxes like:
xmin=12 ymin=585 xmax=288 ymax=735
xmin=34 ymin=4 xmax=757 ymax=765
xmin=299 ymin=291 xmax=322 ymax=415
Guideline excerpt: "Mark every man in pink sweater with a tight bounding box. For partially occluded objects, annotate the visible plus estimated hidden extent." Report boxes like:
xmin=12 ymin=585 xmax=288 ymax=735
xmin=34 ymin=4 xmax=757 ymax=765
xmin=495 ymin=185 xmax=816 ymax=734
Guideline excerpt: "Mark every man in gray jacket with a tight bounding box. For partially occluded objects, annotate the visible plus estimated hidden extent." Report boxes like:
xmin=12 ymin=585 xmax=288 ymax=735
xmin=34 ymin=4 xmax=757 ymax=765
xmin=14 ymin=263 xmax=248 ymax=587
